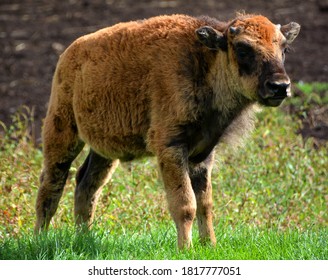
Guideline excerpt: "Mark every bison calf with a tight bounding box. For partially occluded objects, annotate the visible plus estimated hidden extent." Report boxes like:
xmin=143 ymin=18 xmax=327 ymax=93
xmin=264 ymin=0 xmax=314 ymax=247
xmin=35 ymin=14 xmax=300 ymax=248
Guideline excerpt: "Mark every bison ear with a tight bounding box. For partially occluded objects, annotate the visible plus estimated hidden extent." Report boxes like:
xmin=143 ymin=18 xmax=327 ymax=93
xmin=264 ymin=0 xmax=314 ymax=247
xmin=196 ymin=26 xmax=227 ymax=51
xmin=280 ymin=22 xmax=300 ymax=44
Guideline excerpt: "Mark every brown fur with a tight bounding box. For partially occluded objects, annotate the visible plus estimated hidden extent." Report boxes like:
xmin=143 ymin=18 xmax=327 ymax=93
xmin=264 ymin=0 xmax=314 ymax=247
xmin=35 ymin=14 xmax=300 ymax=248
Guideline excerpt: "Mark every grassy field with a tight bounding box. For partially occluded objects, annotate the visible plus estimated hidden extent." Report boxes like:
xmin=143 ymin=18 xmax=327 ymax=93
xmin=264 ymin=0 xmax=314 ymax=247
xmin=0 ymin=83 xmax=327 ymax=260
xmin=1 ymin=225 xmax=327 ymax=260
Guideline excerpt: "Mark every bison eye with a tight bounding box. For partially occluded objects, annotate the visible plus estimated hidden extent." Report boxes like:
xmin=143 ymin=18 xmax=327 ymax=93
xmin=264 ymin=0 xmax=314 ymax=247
xmin=237 ymin=50 xmax=248 ymax=59
xmin=234 ymin=43 xmax=255 ymax=61
xmin=233 ymin=42 xmax=257 ymax=76
xmin=282 ymin=47 xmax=290 ymax=62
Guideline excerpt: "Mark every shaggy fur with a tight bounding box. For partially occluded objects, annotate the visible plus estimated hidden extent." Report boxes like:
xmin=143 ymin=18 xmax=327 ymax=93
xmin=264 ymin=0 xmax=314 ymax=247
xmin=35 ymin=14 xmax=300 ymax=248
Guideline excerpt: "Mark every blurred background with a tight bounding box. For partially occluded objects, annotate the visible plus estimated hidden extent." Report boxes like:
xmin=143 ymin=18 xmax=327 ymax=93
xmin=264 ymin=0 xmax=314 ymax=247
xmin=0 ymin=0 xmax=327 ymax=141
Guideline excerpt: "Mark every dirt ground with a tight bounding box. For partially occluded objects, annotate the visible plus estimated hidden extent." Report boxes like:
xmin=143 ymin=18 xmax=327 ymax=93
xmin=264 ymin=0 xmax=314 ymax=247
xmin=0 ymin=0 xmax=327 ymax=142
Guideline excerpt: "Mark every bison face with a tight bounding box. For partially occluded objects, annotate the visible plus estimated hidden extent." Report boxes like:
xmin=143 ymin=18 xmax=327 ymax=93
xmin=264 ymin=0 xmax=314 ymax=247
xmin=196 ymin=16 xmax=300 ymax=107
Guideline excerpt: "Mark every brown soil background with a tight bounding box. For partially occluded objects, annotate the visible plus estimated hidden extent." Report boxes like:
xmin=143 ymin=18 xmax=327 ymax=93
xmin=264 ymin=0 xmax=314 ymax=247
xmin=1 ymin=0 xmax=327 ymax=141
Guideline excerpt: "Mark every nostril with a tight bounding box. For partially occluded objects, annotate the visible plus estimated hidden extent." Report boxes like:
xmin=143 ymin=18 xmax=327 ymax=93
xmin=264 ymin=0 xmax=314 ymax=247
xmin=266 ymin=81 xmax=290 ymax=97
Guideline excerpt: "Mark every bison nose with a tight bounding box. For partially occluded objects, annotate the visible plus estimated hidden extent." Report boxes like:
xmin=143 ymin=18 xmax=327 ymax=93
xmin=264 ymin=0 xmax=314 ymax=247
xmin=265 ymin=81 xmax=291 ymax=98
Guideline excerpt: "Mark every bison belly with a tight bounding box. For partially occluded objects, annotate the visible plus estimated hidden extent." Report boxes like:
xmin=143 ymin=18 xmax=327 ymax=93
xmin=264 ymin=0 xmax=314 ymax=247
xmin=72 ymin=72 xmax=151 ymax=161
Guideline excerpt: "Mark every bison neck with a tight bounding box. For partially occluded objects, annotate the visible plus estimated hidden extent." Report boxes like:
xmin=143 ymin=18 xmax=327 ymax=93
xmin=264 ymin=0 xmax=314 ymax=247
xmin=192 ymin=104 xmax=252 ymax=163
xmin=171 ymin=95 xmax=254 ymax=164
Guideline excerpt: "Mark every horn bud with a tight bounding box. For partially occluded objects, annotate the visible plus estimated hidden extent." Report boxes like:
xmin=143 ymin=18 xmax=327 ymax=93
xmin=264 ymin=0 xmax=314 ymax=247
xmin=229 ymin=26 xmax=241 ymax=35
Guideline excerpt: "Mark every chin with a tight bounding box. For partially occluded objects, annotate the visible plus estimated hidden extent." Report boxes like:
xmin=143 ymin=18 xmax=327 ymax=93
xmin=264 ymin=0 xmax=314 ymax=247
xmin=259 ymin=97 xmax=286 ymax=107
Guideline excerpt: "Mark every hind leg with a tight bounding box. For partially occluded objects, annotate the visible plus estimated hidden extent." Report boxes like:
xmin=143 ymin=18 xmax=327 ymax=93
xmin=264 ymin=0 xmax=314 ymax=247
xmin=74 ymin=150 xmax=119 ymax=227
xmin=35 ymin=114 xmax=84 ymax=233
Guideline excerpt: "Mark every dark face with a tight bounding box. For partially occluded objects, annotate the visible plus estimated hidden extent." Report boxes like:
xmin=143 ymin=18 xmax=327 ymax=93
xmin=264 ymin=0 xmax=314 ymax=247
xmin=228 ymin=17 xmax=300 ymax=107
xmin=233 ymin=40 xmax=291 ymax=107
xmin=196 ymin=15 xmax=300 ymax=107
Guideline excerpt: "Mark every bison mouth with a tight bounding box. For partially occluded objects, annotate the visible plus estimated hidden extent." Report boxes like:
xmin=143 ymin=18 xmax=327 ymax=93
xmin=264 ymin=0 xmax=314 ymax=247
xmin=259 ymin=80 xmax=291 ymax=107
xmin=259 ymin=95 xmax=287 ymax=107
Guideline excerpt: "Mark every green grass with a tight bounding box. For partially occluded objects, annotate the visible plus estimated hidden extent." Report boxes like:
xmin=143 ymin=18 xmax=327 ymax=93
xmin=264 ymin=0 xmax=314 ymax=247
xmin=0 ymin=83 xmax=327 ymax=259
xmin=1 ymin=225 xmax=326 ymax=260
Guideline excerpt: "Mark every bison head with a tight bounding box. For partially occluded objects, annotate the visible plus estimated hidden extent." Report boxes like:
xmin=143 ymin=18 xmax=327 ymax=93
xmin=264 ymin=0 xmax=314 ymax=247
xmin=196 ymin=15 xmax=300 ymax=107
